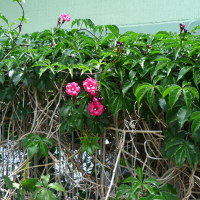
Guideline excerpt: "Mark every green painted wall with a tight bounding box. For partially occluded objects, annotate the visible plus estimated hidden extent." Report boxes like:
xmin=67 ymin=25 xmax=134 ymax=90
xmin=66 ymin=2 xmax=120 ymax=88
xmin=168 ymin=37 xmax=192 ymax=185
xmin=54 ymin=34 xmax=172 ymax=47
xmin=1 ymin=0 xmax=200 ymax=33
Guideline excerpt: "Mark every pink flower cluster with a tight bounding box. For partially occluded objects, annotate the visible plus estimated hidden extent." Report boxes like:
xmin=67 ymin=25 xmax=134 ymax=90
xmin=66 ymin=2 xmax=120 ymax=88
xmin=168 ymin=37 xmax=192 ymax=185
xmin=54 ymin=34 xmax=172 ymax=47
xmin=65 ymin=78 xmax=104 ymax=116
xmin=57 ymin=13 xmax=71 ymax=28
xmin=60 ymin=13 xmax=71 ymax=22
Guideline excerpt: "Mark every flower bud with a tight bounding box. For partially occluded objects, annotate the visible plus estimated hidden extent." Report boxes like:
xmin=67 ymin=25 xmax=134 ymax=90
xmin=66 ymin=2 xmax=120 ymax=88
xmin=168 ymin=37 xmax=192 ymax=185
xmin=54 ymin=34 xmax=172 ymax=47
xmin=146 ymin=44 xmax=151 ymax=49
xmin=180 ymin=23 xmax=186 ymax=31
xmin=184 ymin=28 xmax=188 ymax=33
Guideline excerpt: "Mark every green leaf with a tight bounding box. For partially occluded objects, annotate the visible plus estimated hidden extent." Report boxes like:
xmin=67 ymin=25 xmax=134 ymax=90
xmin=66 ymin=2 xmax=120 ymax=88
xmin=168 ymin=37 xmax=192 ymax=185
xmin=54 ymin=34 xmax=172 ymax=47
xmin=4 ymin=176 xmax=14 ymax=189
xmin=144 ymin=178 xmax=159 ymax=186
xmin=183 ymin=89 xmax=193 ymax=107
xmin=167 ymin=88 xmax=182 ymax=108
xmin=39 ymin=141 xmax=48 ymax=157
xmin=0 ymin=14 xmax=8 ymax=24
xmin=81 ymin=135 xmax=100 ymax=155
xmin=116 ymin=184 xmax=131 ymax=200
xmin=39 ymin=67 xmax=48 ymax=77
xmin=190 ymin=111 xmax=200 ymax=120
xmin=162 ymin=85 xmax=181 ymax=98
xmin=153 ymin=57 xmax=170 ymax=62
xmin=177 ymin=107 xmax=190 ymax=128
xmin=110 ymin=95 xmax=123 ymax=115
xmin=129 ymin=70 xmax=136 ymax=80
xmin=129 ymin=183 xmax=141 ymax=197
xmin=41 ymin=175 xmax=50 ymax=186
xmin=151 ymin=62 xmax=168 ymax=78
xmin=0 ymin=73 xmax=5 ymax=84
xmin=164 ymin=138 xmax=198 ymax=167
xmin=48 ymin=182 xmax=65 ymax=192
xmin=106 ymin=25 xmax=119 ymax=36
xmin=191 ymin=25 xmax=200 ymax=33
xmin=136 ymin=168 xmax=143 ymax=182
xmin=12 ymin=73 xmax=23 ymax=85
xmin=159 ymin=98 xmax=167 ymax=110
xmin=27 ymin=143 xmax=38 ymax=157
xmin=22 ymin=179 xmax=38 ymax=192
xmin=34 ymin=188 xmax=57 ymax=200
xmin=184 ymin=86 xmax=199 ymax=100
xmin=147 ymin=87 xmax=155 ymax=105
xmin=143 ymin=184 xmax=155 ymax=194
xmin=122 ymin=81 xmax=134 ymax=96
xmin=124 ymin=177 xmax=140 ymax=184
xmin=135 ymin=84 xmax=153 ymax=103
xmin=191 ymin=119 xmax=200 ymax=135
xmin=193 ymin=68 xmax=200 ymax=87
xmin=177 ymin=66 xmax=192 ymax=81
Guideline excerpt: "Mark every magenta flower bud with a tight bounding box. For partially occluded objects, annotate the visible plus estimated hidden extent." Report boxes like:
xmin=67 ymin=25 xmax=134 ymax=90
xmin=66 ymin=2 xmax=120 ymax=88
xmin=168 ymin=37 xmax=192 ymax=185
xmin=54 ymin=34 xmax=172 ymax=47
xmin=116 ymin=41 xmax=123 ymax=46
xmin=87 ymin=91 xmax=96 ymax=98
xmin=184 ymin=28 xmax=188 ymax=33
xmin=146 ymin=44 xmax=151 ymax=49
xmin=92 ymin=97 xmax=99 ymax=102
xmin=180 ymin=23 xmax=186 ymax=31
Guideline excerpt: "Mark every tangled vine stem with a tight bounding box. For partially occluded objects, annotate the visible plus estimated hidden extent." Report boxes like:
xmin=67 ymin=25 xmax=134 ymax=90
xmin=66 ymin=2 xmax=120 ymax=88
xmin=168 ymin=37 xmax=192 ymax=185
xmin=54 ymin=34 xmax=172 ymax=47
xmin=0 ymin=85 xmax=200 ymax=199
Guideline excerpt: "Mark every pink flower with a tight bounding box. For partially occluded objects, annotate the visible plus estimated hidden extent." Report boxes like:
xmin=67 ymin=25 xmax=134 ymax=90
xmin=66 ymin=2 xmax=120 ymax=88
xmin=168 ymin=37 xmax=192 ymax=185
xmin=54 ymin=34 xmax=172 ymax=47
xmin=87 ymin=91 xmax=96 ymax=98
xmin=92 ymin=97 xmax=99 ymax=102
xmin=88 ymin=101 xmax=104 ymax=116
xmin=66 ymin=82 xmax=80 ymax=96
xmin=60 ymin=13 xmax=71 ymax=22
xmin=83 ymin=78 xmax=98 ymax=92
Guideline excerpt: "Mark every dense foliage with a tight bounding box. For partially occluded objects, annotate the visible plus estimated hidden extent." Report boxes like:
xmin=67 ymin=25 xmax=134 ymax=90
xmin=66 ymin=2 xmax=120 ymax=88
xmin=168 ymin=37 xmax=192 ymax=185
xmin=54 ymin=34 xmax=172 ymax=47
xmin=1 ymin=2 xmax=200 ymax=199
xmin=1 ymin=18 xmax=200 ymax=166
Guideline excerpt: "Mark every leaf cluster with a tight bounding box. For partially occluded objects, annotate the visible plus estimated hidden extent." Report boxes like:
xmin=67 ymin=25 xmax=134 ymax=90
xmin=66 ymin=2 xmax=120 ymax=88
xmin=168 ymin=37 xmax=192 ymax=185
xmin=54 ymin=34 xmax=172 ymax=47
xmin=1 ymin=16 xmax=200 ymax=167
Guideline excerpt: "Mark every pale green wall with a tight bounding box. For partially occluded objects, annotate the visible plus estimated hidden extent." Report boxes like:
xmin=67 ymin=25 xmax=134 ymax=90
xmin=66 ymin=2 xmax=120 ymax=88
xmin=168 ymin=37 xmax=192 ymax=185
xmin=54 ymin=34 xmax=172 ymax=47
xmin=1 ymin=0 xmax=200 ymax=33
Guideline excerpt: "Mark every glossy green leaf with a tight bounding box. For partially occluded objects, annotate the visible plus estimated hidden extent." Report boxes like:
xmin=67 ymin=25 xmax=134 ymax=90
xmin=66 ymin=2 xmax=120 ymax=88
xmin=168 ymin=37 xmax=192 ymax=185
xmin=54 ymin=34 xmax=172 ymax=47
xmin=0 ymin=14 xmax=8 ymax=24
xmin=0 ymin=73 xmax=5 ymax=84
xmin=4 ymin=176 xmax=14 ymax=189
xmin=81 ymin=135 xmax=100 ymax=155
xmin=177 ymin=107 xmax=190 ymax=128
xmin=48 ymin=182 xmax=65 ymax=192
xmin=147 ymin=87 xmax=155 ymax=105
xmin=143 ymin=184 xmax=155 ymax=194
xmin=183 ymin=89 xmax=193 ymax=107
xmin=168 ymin=88 xmax=182 ymax=108
xmin=177 ymin=66 xmax=192 ymax=81
xmin=116 ymin=184 xmax=131 ymax=200
xmin=122 ymin=81 xmax=134 ymax=96
xmin=191 ymin=119 xmax=200 ymax=135
xmin=27 ymin=143 xmax=38 ymax=157
xmin=135 ymin=84 xmax=153 ymax=103
xmin=136 ymin=167 xmax=143 ymax=182
xmin=184 ymin=86 xmax=199 ymax=99
xmin=124 ymin=177 xmax=140 ymax=184
xmin=39 ymin=141 xmax=48 ymax=157
xmin=22 ymin=179 xmax=38 ymax=192
xmin=129 ymin=70 xmax=136 ymax=80
xmin=110 ymin=95 xmax=123 ymax=115
xmin=106 ymin=25 xmax=119 ymax=36
xmin=190 ymin=111 xmax=200 ymax=120
xmin=162 ymin=85 xmax=181 ymax=98
xmin=41 ymin=175 xmax=50 ymax=186
xmin=34 ymin=188 xmax=57 ymax=200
